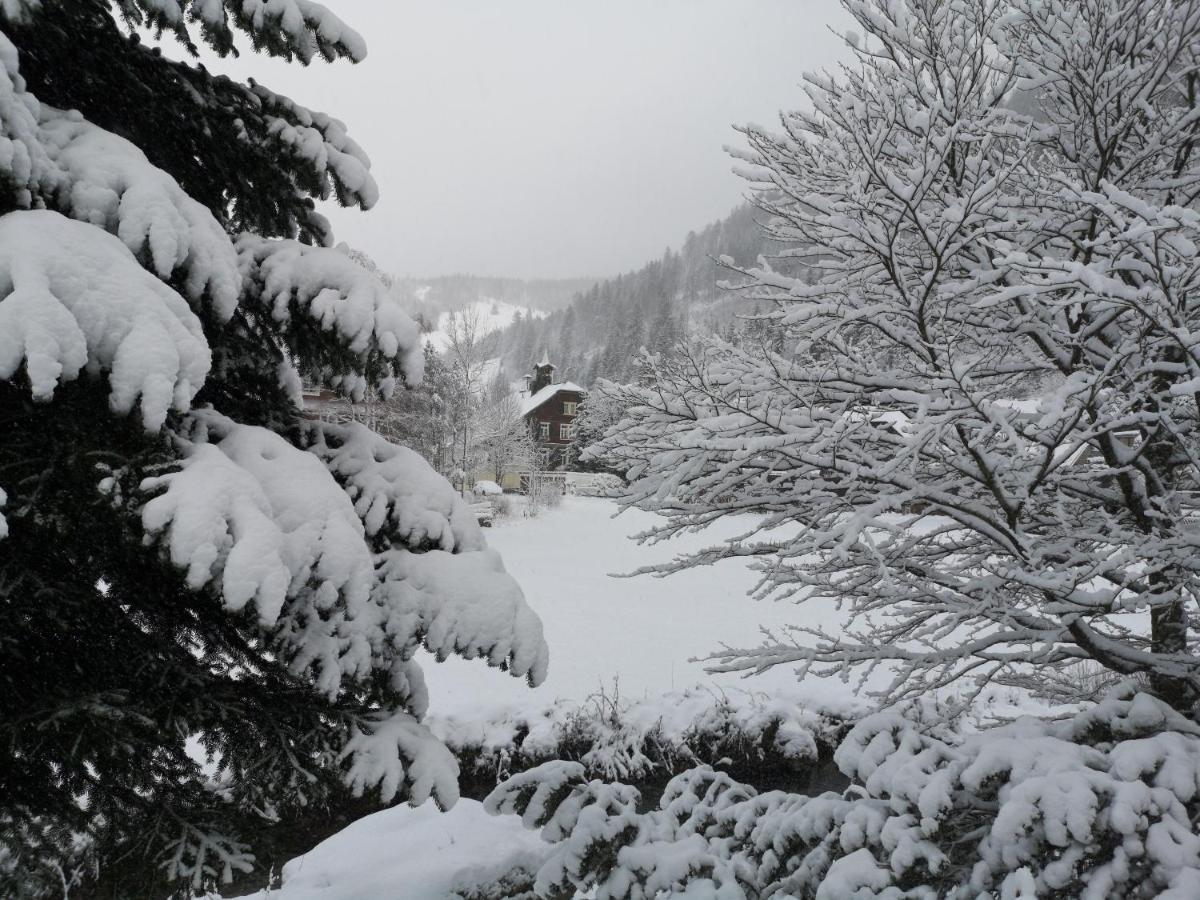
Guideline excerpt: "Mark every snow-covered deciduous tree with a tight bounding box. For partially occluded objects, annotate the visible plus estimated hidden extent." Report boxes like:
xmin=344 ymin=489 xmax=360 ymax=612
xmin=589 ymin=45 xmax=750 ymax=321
xmin=443 ymin=306 xmax=490 ymax=491
xmin=589 ymin=0 xmax=1200 ymax=714
xmin=0 ymin=4 xmax=547 ymax=896
xmin=568 ymin=378 xmax=631 ymax=477
xmin=474 ymin=394 xmax=538 ymax=487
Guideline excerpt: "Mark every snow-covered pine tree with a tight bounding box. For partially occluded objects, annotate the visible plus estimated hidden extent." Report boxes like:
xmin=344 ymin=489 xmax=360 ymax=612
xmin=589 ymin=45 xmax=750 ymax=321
xmin=0 ymin=3 xmax=547 ymax=896
xmin=591 ymin=0 xmax=1200 ymax=712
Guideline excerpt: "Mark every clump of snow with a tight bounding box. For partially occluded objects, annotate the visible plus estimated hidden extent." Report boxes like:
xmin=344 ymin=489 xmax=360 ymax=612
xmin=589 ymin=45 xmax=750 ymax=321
xmin=340 ymin=710 xmax=460 ymax=808
xmin=376 ymin=547 xmax=549 ymax=688
xmin=0 ymin=29 xmax=52 ymax=209
xmin=237 ymin=234 xmax=422 ymax=396
xmin=307 ymin=421 xmax=483 ymax=552
xmin=0 ymin=35 xmax=241 ymax=318
xmin=39 ymin=107 xmax=240 ymax=320
xmin=141 ymin=412 xmax=375 ymax=696
xmin=231 ymin=798 xmax=548 ymax=900
xmin=0 ymin=210 xmax=210 ymax=430
xmin=249 ymin=82 xmax=377 ymax=210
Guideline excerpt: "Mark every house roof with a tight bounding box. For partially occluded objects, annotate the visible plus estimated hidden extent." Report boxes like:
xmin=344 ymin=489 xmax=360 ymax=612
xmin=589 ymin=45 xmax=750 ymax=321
xmin=520 ymin=381 xmax=586 ymax=417
xmin=538 ymin=349 xmax=553 ymax=368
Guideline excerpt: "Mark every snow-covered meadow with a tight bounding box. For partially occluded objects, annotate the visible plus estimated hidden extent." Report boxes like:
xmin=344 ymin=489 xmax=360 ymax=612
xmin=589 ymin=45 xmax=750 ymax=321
xmin=424 ymin=495 xmax=856 ymax=720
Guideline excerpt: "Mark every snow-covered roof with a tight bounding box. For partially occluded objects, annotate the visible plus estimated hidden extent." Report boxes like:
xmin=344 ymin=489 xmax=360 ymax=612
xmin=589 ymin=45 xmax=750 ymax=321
xmin=520 ymin=381 xmax=586 ymax=417
xmin=538 ymin=349 xmax=553 ymax=368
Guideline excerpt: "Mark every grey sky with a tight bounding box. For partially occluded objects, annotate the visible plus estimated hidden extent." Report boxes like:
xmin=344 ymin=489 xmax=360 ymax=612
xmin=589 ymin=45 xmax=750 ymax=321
xmin=207 ymin=1 xmax=853 ymax=279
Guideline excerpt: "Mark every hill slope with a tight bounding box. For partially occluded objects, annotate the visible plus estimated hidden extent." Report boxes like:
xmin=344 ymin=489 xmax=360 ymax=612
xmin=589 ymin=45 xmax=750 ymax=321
xmin=486 ymin=204 xmax=775 ymax=386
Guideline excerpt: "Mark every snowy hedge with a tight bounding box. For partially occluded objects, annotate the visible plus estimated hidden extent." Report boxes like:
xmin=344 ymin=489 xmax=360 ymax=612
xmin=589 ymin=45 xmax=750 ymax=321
xmin=471 ymin=687 xmax=1200 ymax=899
xmin=430 ymin=688 xmax=853 ymax=792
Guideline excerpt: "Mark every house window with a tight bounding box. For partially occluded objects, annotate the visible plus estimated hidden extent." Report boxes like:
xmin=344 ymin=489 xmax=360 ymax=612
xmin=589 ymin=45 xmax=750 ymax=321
xmin=563 ymin=401 xmax=578 ymax=416
xmin=539 ymin=422 xmax=550 ymax=440
xmin=560 ymin=423 xmax=574 ymax=441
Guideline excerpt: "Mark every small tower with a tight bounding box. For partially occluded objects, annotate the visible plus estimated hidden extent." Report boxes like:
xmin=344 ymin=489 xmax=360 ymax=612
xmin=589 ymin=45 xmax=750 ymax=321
xmin=531 ymin=351 xmax=555 ymax=394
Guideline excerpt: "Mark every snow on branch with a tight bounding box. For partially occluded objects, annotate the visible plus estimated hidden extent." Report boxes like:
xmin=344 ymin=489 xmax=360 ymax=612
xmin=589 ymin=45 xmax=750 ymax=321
xmin=0 ymin=210 xmax=210 ymax=430
xmin=141 ymin=411 xmax=375 ymax=695
xmin=247 ymin=81 xmax=378 ymax=213
xmin=340 ymin=709 xmax=460 ymax=808
xmin=111 ymin=0 xmax=367 ymax=64
xmin=39 ymin=108 xmax=241 ymax=320
xmin=142 ymin=412 xmax=548 ymax=695
xmin=306 ymin=420 xmax=484 ymax=554
xmin=0 ymin=33 xmax=241 ymax=318
xmin=0 ymin=29 xmax=53 ymax=208
xmin=306 ymin=421 xmax=548 ymax=686
xmin=375 ymin=546 xmax=549 ymax=687
xmin=138 ymin=410 xmax=548 ymax=805
xmin=236 ymin=234 xmax=422 ymax=398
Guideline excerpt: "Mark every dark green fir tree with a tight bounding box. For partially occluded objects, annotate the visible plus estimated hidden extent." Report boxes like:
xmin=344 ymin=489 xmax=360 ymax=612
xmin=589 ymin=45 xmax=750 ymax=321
xmin=0 ymin=2 xmax=547 ymax=896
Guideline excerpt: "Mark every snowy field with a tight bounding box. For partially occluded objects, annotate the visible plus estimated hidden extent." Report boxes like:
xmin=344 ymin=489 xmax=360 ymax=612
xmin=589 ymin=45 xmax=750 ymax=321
xmin=422 ymin=494 xmax=857 ymax=723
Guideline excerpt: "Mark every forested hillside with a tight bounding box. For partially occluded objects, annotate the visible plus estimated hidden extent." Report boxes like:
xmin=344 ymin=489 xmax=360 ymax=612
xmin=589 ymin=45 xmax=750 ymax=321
xmin=485 ymin=204 xmax=774 ymax=385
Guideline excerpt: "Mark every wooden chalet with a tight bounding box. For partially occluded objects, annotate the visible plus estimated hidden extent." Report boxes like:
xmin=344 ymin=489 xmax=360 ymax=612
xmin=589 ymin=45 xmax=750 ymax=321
xmin=520 ymin=352 xmax=585 ymax=470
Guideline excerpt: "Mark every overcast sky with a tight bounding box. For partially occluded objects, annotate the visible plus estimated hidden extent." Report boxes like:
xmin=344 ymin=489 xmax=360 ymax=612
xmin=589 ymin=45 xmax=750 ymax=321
xmin=204 ymin=1 xmax=854 ymax=279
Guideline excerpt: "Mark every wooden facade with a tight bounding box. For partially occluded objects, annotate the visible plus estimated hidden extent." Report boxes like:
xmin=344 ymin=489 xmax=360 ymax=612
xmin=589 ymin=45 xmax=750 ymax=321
xmin=525 ymin=386 xmax=584 ymax=467
xmin=520 ymin=356 xmax=585 ymax=470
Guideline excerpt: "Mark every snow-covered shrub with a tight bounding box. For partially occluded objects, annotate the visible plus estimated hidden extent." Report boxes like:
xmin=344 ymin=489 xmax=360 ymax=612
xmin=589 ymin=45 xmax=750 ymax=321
xmin=568 ymin=472 xmax=624 ymax=498
xmin=431 ymin=687 xmax=851 ymax=797
xmin=527 ymin=475 xmax=564 ymax=515
xmin=0 ymin=4 xmax=548 ymax=897
xmin=474 ymin=688 xmax=1200 ymax=898
xmin=492 ymin=493 xmax=514 ymax=519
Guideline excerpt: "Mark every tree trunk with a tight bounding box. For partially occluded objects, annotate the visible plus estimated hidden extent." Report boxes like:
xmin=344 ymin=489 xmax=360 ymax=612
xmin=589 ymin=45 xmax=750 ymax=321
xmin=1150 ymin=594 xmax=1195 ymax=712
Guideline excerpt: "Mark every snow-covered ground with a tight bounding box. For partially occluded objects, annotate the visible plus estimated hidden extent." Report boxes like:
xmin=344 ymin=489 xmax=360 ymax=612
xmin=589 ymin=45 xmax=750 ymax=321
xmin=422 ymin=495 xmax=857 ymax=722
xmin=233 ymin=495 xmax=857 ymax=900
xmin=234 ymin=798 xmax=548 ymax=900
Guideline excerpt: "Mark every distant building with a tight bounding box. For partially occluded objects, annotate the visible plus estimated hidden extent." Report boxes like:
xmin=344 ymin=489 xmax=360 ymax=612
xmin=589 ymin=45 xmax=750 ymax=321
xmin=520 ymin=352 xmax=585 ymax=470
